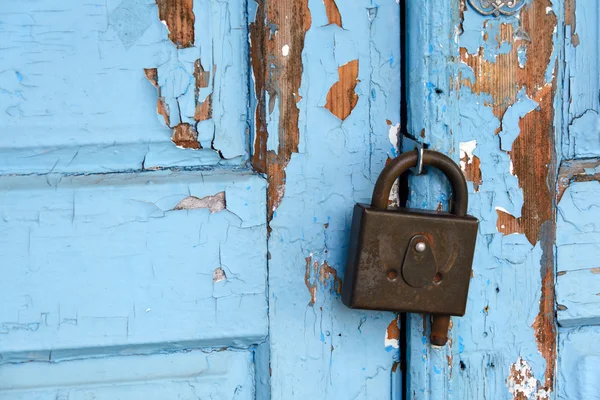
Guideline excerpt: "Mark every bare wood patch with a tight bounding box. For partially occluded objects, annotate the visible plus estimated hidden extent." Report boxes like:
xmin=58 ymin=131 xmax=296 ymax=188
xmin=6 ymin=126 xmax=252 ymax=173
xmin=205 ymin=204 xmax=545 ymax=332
xmin=496 ymin=209 xmax=523 ymax=235
xmin=565 ymin=0 xmax=579 ymax=46
xmin=195 ymin=94 xmax=212 ymax=121
xmin=319 ymin=262 xmax=342 ymax=295
xmin=250 ymin=0 xmax=312 ymax=220
xmin=172 ymin=123 xmax=200 ymax=149
xmin=323 ymin=0 xmax=342 ymax=27
xmin=325 ymin=59 xmax=359 ymax=121
xmin=194 ymin=60 xmax=211 ymax=89
xmin=462 ymin=154 xmax=482 ymax=191
xmin=156 ymin=0 xmax=195 ymax=48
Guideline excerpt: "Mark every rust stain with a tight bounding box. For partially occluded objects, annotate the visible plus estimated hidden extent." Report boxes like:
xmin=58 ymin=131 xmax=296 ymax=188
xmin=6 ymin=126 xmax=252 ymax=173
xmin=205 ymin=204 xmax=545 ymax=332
xmin=325 ymin=59 xmax=359 ymax=121
xmin=461 ymin=153 xmax=482 ymax=192
xmin=172 ymin=123 xmax=200 ymax=149
xmin=249 ymin=0 xmax=312 ymax=220
xmin=392 ymin=361 xmax=400 ymax=373
xmin=496 ymin=209 xmax=523 ymax=235
xmin=565 ymin=0 xmax=579 ymax=46
xmin=195 ymin=94 xmax=212 ymax=121
xmin=323 ymin=0 xmax=342 ymax=27
xmin=156 ymin=0 xmax=195 ymax=48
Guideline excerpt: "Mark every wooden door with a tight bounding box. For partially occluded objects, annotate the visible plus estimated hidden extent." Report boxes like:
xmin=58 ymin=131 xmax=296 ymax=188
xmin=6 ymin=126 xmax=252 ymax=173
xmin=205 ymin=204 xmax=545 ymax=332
xmin=0 ymin=0 xmax=403 ymax=398
xmin=404 ymin=1 xmax=599 ymax=399
xmin=5 ymin=0 xmax=596 ymax=399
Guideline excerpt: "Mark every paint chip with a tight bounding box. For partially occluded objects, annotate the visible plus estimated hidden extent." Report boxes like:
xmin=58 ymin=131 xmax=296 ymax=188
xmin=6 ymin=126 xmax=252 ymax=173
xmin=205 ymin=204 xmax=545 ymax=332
xmin=506 ymin=357 xmax=549 ymax=399
xmin=325 ymin=59 xmax=359 ymax=121
xmin=385 ymin=317 xmax=400 ymax=349
xmin=173 ymin=192 xmax=226 ymax=213
xmin=282 ymin=44 xmax=290 ymax=57
xmin=213 ymin=267 xmax=227 ymax=283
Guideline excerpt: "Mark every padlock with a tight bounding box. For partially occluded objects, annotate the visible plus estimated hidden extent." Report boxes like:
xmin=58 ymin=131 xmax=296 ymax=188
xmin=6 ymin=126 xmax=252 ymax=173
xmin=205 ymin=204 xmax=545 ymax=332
xmin=342 ymin=149 xmax=478 ymax=345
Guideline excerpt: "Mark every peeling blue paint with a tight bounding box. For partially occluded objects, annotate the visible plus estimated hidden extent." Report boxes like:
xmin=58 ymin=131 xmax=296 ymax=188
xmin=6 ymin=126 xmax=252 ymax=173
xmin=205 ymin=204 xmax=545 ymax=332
xmin=0 ymin=0 xmax=248 ymax=174
xmin=499 ymin=88 xmax=539 ymax=152
xmin=265 ymin=0 xmax=402 ymax=398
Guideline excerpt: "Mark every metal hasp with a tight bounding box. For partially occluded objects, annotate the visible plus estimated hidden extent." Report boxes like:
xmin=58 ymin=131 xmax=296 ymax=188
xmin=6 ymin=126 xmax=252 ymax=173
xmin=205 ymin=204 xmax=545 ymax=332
xmin=466 ymin=0 xmax=525 ymax=17
xmin=342 ymin=149 xmax=479 ymax=346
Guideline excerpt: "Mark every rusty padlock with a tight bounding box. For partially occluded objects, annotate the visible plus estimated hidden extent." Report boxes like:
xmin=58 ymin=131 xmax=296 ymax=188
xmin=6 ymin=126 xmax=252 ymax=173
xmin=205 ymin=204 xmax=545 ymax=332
xmin=342 ymin=149 xmax=478 ymax=345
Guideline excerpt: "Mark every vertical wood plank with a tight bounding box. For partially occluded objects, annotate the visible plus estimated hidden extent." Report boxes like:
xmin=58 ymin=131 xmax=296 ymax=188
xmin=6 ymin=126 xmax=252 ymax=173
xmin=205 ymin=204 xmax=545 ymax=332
xmin=405 ymin=0 xmax=560 ymax=398
xmin=250 ymin=0 xmax=402 ymax=397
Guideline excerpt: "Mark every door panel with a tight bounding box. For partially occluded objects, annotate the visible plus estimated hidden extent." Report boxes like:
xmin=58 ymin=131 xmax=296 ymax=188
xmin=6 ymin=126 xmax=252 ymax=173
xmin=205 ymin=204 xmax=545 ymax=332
xmin=251 ymin=0 xmax=403 ymax=398
xmin=0 ymin=350 xmax=255 ymax=399
xmin=405 ymin=1 xmax=558 ymax=399
xmin=557 ymin=1 xmax=600 ymax=398
xmin=0 ymin=171 xmax=267 ymax=362
xmin=0 ymin=0 xmax=248 ymax=174
xmin=558 ymin=326 xmax=600 ymax=400
xmin=0 ymin=0 xmax=266 ymax=397
xmin=557 ymin=181 xmax=600 ymax=327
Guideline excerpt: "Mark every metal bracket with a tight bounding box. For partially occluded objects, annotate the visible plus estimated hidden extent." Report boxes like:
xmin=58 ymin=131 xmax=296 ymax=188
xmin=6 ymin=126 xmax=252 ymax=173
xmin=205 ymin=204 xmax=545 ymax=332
xmin=466 ymin=0 xmax=525 ymax=17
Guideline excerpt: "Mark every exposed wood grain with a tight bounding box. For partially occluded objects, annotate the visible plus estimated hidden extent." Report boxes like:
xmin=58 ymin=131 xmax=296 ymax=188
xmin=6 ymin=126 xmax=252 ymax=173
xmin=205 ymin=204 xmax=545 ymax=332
xmin=195 ymin=94 xmax=212 ymax=121
xmin=325 ymin=59 xmax=359 ymax=121
xmin=459 ymin=0 xmax=557 ymax=392
xmin=249 ymin=0 xmax=311 ymax=220
xmin=156 ymin=0 xmax=195 ymax=48
xmin=172 ymin=123 xmax=200 ymax=149
xmin=565 ymin=0 xmax=579 ymax=46
xmin=194 ymin=60 xmax=211 ymax=89
xmin=496 ymin=209 xmax=522 ymax=235
xmin=323 ymin=0 xmax=342 ymax=27
xmin=461 ymin=153 xmax=482 ymax=191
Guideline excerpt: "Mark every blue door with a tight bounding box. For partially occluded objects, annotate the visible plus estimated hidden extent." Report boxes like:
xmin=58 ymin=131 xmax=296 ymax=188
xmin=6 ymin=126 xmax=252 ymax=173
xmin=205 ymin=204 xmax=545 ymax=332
xmin=2 ymin=0 xmax=597 ymax=399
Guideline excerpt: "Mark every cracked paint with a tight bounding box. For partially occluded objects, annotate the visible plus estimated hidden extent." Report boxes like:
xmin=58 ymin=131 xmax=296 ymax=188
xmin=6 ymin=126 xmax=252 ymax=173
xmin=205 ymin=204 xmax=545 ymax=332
xmin=173 ymin=191 xmax=226 ymax=213
xmin=507 ymin=357 xmax=550 ymax=400
xmin=156 ymin=0 xmax=195 ymax=49
xmin=261 ymin=0 xmax=402 ymax=397
xmin=405 ymin=0 xmax=559 ymax=398
xmin=325 ymin=59 xmax=360 ymax=121
xmin=249 ymin=0 xmax=311 ymax=221
xmin=0 ymin=171 xmax=268 ymax=363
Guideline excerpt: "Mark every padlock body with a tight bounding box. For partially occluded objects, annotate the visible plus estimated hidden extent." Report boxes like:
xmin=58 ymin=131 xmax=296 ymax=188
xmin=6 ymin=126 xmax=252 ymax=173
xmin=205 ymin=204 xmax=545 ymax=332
xmin=342 ymin=203 xmax=478 ymax=316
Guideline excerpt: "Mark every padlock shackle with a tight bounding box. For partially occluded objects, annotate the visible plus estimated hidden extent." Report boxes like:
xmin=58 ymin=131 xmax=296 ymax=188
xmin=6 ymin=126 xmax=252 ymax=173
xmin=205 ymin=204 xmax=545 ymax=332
xmin=371 ymin=149 xmax=469 ymax=216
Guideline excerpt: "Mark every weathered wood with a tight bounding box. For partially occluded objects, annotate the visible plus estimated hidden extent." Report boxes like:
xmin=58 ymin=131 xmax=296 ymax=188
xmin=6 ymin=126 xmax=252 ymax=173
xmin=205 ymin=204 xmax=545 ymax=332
xmin=156 ymin=0 xmax=195 ymax=48
xmin=325 ymin=60 xmax=359 ymax=121
xmin=407 ymin=0 xmax=559 ymax=397
xmin=250 ymin=0 xmax=311 ymax=220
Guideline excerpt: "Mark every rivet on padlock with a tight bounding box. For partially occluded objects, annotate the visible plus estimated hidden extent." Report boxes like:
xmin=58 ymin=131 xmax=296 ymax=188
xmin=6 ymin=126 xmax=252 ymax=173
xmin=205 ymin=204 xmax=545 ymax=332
xmin=342 ymin=149 xmax=479 ymax=346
